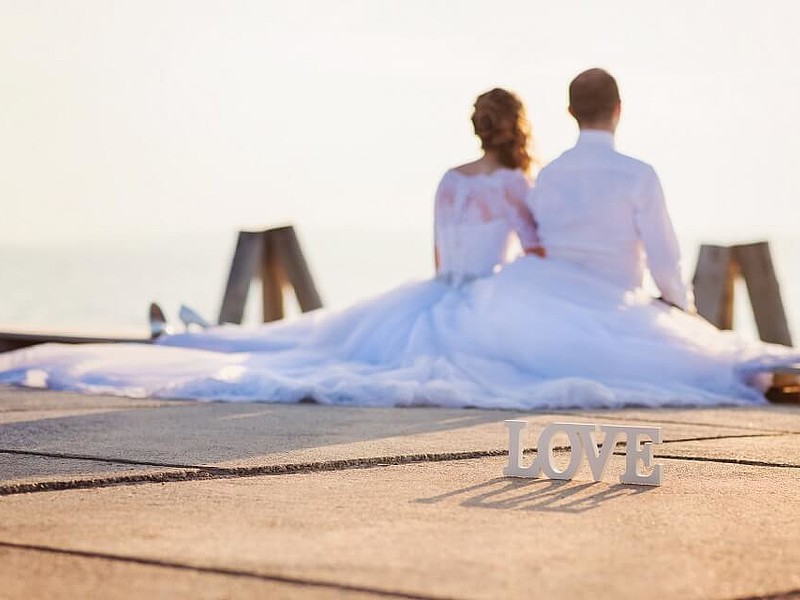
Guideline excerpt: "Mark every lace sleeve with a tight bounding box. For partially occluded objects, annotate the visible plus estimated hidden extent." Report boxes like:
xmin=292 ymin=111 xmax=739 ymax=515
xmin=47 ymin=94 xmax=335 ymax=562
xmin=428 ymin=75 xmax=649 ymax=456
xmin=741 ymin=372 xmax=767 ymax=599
xmin=433 ymin=171 xmax=454 ymax=264
xmin=504 ymin=171 xmax=540 ymax=250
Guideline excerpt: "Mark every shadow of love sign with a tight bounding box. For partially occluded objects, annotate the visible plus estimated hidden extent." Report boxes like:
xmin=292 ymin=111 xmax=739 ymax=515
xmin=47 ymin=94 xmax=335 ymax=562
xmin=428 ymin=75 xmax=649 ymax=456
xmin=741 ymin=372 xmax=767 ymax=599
xmin=504 ymin=421 xmax=663 ymax=487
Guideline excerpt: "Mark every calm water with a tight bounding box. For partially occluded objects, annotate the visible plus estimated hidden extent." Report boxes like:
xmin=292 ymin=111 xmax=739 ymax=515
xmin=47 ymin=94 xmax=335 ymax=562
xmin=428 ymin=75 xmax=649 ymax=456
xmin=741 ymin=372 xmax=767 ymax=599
xmin=1 ymin=230 xmax=798 ymax=344
xmin=0 ymin=229 xmax=433 ymax=334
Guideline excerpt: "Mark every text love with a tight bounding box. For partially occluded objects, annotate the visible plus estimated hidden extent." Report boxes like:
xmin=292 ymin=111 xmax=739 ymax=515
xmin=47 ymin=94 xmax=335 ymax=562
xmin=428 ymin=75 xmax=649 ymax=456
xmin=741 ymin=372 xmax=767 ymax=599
xmin=504 ymin=420 xmax=663 ymax=486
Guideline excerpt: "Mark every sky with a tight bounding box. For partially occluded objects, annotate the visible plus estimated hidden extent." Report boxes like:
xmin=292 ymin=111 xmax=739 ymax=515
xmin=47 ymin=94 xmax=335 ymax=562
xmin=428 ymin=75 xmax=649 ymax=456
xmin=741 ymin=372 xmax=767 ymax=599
xmin=2 ymin=0 xmax=800 ymax=248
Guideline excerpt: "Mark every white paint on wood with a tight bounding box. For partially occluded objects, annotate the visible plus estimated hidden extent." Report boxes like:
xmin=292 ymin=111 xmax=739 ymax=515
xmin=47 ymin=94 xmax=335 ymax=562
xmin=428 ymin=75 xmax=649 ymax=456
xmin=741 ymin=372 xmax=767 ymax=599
xmin=504 ymin=420 xmax=663 ymax=487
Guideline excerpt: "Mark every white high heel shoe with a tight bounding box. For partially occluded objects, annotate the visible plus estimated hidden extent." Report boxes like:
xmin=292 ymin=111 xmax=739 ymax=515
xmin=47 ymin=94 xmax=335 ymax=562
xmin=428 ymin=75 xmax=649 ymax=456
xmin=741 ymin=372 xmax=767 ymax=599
xmin=149 ymin=302 xmax=174 ymax=339
xmin=179 ymin=304 xmax=211 ymax=331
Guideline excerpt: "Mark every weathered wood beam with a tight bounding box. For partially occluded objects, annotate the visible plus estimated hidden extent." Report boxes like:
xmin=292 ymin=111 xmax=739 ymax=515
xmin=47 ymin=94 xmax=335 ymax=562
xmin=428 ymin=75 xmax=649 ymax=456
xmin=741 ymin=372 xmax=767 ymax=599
xmin=692 ymin=241 xmax=791 ymax=346
xmin=218 ymin=226 xmax=323 ymax=325
xmin=218 ymin=231 xmax=265 ymax=325
xmin=734 ymin=241 xmax=792 ymax=346
xmin=692 ymin=244 xmax=736 ymax=330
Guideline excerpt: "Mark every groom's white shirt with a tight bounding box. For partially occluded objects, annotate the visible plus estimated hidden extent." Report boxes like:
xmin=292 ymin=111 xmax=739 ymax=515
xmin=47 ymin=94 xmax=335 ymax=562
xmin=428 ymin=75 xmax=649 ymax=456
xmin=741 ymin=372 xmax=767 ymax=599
xmin=527 ymin=130 xmax=695 ymax=311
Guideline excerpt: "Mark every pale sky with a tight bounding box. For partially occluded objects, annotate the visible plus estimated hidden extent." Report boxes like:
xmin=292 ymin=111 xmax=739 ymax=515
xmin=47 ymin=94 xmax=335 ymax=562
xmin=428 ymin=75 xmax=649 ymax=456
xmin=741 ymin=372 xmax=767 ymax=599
xmin=2 ymin=0 xmax=800 ymax=248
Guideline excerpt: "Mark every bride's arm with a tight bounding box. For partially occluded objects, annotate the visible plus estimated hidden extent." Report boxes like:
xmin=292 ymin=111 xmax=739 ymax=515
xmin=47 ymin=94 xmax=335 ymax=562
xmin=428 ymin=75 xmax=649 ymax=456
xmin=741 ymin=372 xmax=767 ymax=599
xmin=506 ymin=172 xmax=545 ymax=256
xmin=432 ymin=173 xmax=450 ymax=274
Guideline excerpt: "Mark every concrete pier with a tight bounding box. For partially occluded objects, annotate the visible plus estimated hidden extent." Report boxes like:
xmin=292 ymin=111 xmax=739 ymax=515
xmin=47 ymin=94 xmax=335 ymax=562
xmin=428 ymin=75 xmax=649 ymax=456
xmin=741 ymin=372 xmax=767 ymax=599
xmin=1 ymin=387 xmax=799 ymax=599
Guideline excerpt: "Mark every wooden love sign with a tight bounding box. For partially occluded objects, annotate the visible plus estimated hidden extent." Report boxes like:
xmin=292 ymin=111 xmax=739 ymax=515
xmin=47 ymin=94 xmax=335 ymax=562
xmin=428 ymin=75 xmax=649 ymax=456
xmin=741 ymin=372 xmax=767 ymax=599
xmin=504 ymin=420 xmax=663 ymax=486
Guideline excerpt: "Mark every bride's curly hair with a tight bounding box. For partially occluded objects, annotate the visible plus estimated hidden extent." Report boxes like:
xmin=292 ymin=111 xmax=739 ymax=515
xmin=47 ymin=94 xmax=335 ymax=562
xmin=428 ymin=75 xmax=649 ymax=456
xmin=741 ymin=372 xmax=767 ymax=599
xmin=471 ymin=88 xmax=533 ymax=174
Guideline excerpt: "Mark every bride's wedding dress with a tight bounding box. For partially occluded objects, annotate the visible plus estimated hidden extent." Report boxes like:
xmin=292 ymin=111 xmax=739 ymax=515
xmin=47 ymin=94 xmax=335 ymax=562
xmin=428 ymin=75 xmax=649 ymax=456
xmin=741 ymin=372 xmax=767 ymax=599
xmin=0 ymin=168 xmax=533 ymax=406
xmin=1 ymin=168 xmax=798 ymax=408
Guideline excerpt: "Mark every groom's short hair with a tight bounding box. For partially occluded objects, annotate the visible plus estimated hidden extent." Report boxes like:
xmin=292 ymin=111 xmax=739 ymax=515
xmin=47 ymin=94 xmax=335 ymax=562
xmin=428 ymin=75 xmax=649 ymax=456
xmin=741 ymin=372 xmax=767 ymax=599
xmin=569 ymin=68 xmax=620 ymax=125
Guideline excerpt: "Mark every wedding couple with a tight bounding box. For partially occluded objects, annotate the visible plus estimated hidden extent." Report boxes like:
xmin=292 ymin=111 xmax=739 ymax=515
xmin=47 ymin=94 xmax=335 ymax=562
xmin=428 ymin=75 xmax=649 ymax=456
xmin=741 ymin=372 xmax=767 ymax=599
xmin=1 ymin=69 xmax=797 ymax=408
xmin=435 ymin=68 xmax=692 ymax=311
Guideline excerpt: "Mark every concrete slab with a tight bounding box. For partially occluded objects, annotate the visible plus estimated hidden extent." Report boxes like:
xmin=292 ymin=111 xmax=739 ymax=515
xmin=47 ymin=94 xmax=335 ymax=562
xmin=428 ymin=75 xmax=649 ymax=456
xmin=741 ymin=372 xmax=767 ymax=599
xmin=0 ymin=544 xmax=380 ymax=600
xmin=0 ymin=452 xmax=200 ymax=490
xmin=0 ymin=398 xmax=779 ymax=472
xmin=1 ymin=455 xmax=798 ymax=599
xmin=1 ymin=408 xmax=141 ymax=426
xmin=208 ymin=417 xmax=779 ymax=470
xmin=578 ymin=405 xmax=800 ymax=433
xmin=0 ymin=387 xmax=181 ymax=410
xmin=0 ymin=387 xmax=185 ymax=425
xmin=660 ymin=433 xmax=800 ymax=467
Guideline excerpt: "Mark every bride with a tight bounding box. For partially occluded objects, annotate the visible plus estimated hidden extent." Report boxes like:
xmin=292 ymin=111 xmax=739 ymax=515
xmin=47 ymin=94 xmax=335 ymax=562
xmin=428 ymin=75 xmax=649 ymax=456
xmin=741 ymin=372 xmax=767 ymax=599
xmin=0 ymin=89 xmax=557 ymax=408
xmin=155 ymin=87 xmax=541 ymax=356
xmin=1 ymin=85 xmax=798 ymax=408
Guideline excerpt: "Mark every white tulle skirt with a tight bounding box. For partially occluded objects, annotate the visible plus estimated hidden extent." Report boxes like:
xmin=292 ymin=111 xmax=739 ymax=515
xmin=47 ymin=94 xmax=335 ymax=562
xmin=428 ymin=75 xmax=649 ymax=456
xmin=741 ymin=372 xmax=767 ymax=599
xmin=1 ymin=256 xmax=798 ymax=409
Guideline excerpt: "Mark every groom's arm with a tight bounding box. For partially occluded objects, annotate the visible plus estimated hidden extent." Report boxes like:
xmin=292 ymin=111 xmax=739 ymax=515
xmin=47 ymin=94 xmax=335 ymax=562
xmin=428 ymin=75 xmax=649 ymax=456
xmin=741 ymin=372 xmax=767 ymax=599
xmin=635 ymin=167 xmax=696 ymax=313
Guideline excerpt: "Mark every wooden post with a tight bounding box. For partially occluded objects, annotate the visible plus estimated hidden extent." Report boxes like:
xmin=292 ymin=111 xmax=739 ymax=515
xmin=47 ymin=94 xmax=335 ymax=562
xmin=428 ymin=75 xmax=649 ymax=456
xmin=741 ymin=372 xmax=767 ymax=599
xmin=733 ymin=242 xmax=792 ymax=346
xmin=269 ymin=226 xmax=323 ymax=313
xmin=218 ymin=231 xmax=264 ymax=325
xmin=692 ymin=244 xmax=736 ymax=330
xmin=217 ymin=226 xmax=323 ymax=325
xmin=691 ymin=241 xmax=792 ymax=346
xmin=261 ymin=231 xmax=286 ymax=323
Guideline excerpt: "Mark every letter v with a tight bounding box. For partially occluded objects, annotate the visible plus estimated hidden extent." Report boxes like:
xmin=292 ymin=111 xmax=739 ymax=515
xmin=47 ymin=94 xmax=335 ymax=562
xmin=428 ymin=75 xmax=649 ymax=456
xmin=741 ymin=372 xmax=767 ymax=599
xmin=576 ymin=424 xmax=620 ymax=482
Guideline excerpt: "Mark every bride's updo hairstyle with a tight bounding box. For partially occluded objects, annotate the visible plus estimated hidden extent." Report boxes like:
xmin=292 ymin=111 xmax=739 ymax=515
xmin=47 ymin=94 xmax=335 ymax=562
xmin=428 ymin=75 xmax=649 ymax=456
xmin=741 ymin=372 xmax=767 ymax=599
xmin=471 ymin=88 xmax=533 ymax=174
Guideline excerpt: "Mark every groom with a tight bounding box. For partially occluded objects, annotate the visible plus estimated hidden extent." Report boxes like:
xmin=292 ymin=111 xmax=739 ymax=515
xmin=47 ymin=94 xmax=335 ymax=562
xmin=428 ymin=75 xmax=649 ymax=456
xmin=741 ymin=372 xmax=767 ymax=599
xmin=528 ymin=68 xmax=695 ymax=312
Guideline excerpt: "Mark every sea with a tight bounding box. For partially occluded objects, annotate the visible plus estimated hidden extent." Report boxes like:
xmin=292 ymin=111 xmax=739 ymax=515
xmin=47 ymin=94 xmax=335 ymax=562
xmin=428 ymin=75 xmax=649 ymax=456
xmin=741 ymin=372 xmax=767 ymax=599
xmin=2 ymin=229 xmax=798 ymax=344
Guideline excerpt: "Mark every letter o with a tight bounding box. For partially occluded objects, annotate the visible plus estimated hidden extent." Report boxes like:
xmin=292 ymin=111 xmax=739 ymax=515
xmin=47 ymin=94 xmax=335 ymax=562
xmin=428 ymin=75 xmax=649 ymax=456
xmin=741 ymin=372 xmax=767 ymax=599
xmin=537 ymin=423 xmax=584 ymax=480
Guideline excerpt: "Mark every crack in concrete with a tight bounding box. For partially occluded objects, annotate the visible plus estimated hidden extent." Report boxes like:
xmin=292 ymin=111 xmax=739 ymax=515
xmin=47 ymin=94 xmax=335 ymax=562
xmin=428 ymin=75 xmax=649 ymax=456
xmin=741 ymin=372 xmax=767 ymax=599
xmin=571 ymin=412 xmax=800 ymax=435
xmin=733 ymin=588 xmax=800 ymax=600
xmin=0 ymin=448 xmax=228 ymax=472
xmin=0 ymin=431 xmax=786 ymax=471
xmin=0 ymin=540 xmax=452 ymax=600
xmin=650 ymin=453 xmax=800 ymax=468
xmin=662 ymin=433 xmax=784 ymax=443
xmin=1 ymin=431 xmax=798 ymax=497
xmin=0 ymin=450 xmax=508 ymax=496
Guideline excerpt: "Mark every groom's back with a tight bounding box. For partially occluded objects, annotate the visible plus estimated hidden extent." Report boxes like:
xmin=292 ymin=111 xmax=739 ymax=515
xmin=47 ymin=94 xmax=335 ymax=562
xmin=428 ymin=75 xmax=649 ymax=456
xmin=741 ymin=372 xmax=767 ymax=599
xmin=530 ymin=68 xmax=692 ymax=310
xmin=528 ymin=130 xmax=675 ymax=295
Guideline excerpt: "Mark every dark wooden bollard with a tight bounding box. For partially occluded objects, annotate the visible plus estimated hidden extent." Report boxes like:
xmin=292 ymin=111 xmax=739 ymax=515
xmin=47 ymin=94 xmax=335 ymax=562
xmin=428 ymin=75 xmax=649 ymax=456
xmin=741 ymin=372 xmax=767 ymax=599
xmin=692 ymin=241 xmax=792 ymax=346
xmin=218 ymin=226 xmax=323 ymax=324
